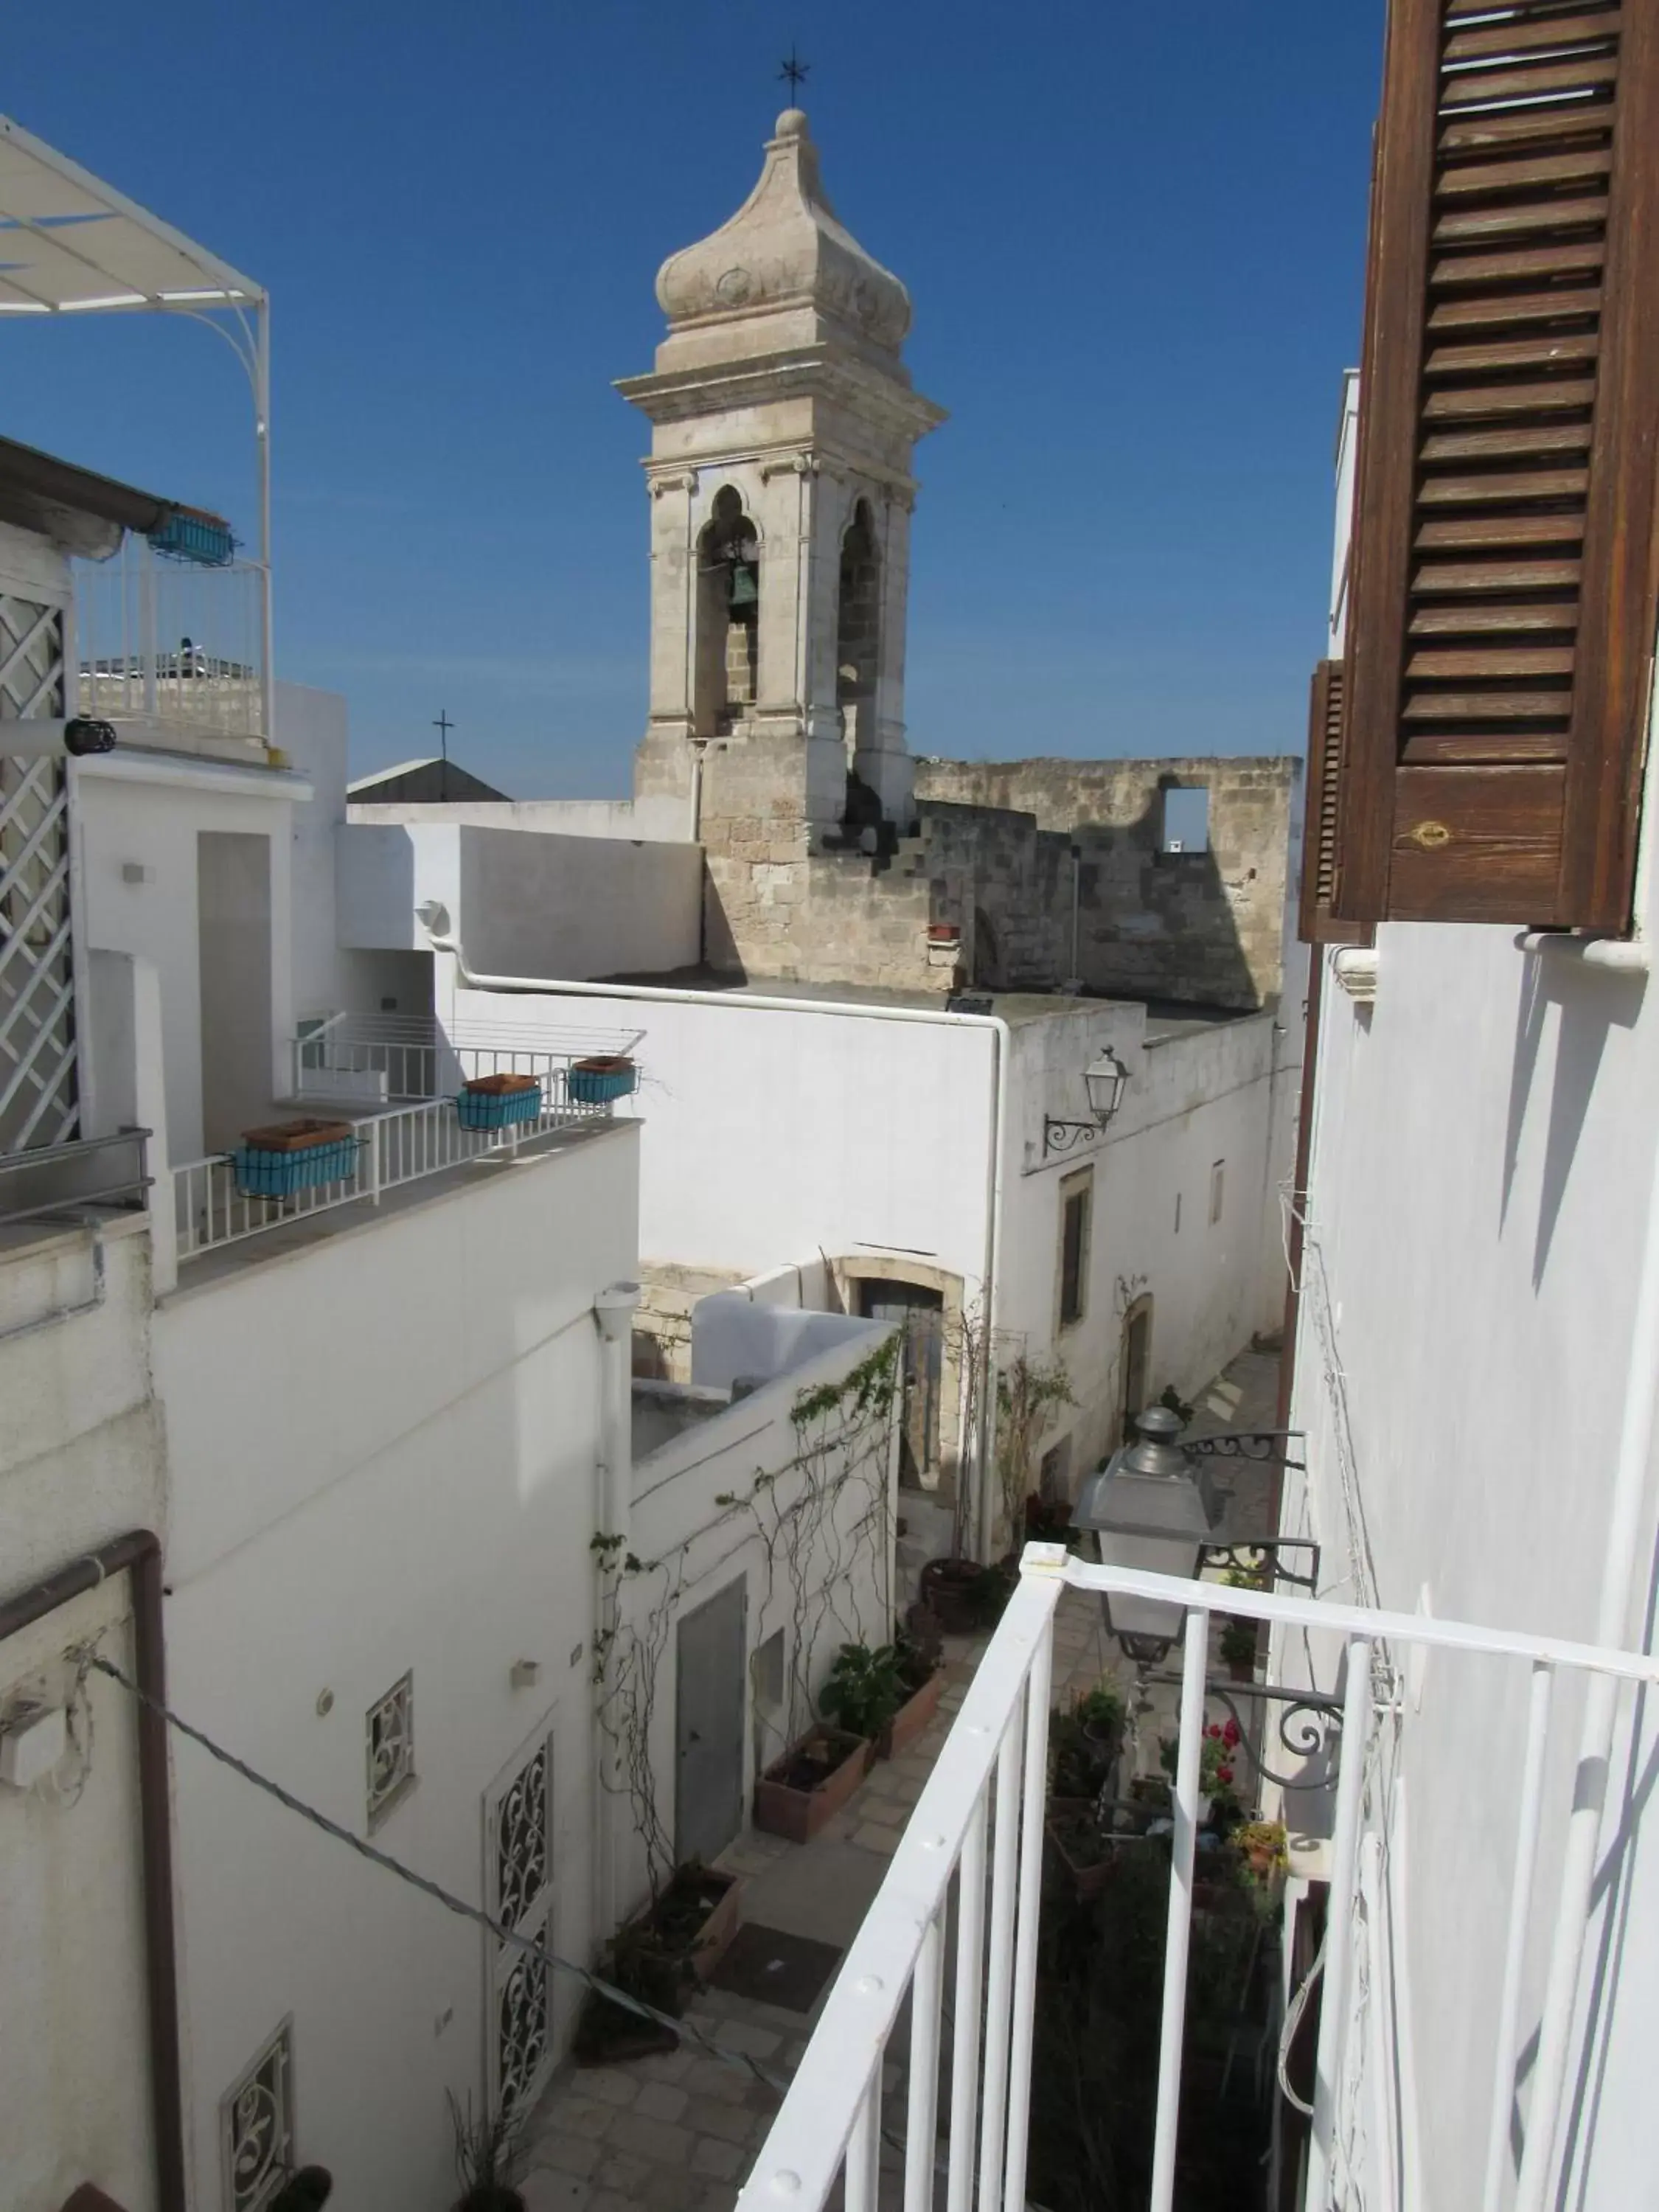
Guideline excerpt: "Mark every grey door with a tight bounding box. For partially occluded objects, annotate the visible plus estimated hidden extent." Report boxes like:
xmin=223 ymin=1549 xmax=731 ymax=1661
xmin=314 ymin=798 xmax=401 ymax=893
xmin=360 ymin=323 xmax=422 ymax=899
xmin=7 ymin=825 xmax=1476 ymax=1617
xmin=858 ymin=1281 xmax=945 ymax=1486
xmin=675 ymin=1578 xmax=747 ymax=1865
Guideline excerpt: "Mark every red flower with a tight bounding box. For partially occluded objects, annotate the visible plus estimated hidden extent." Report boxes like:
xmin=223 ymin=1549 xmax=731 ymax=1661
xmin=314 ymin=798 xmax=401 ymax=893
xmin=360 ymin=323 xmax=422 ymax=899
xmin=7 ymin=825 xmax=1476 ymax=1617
xmin=1223 ymin=1719 xmax=1241 ymax=1746
xmin=1217 ymin=1766 xmax=1234 ymax=1785
xmin=1206 ymin=1723 xmax=1222 ymax=1739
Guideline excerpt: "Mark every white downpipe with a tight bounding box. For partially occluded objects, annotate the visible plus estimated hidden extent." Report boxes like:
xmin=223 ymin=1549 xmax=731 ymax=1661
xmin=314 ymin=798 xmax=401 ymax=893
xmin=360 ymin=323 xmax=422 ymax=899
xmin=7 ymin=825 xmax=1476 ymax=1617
xmin=1515 ymin=1112 xmax=1659 ymax=2212
xmin=592 ymin=1280 xmax=639 ymax=1945
xmin=422 ymin=926 xmax=1012 ymax=1563
xmin=255 ymin=299 xmax=275 ymax=753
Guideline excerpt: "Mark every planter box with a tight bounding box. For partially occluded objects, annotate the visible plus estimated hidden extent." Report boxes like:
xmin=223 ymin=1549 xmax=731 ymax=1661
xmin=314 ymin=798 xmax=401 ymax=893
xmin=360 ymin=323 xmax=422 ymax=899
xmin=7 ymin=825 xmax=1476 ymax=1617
xmin=919 ymin=1556 xmax=983 ymax=1635
xmin=457 ymin=1074 xmax=543 ymax=1131
xmin=568 ymin=1055 xmax=638 ymax=1105
xmin=754 ymin=1726 xmax=870 ymax=1844
xmin=681 ymin=1867 xmax=743 ymax=1981
xmin=878 ymin=1666 xmax=945 ymax=1759
xmin=234 ymin=1119 xmax=359 ymax=1200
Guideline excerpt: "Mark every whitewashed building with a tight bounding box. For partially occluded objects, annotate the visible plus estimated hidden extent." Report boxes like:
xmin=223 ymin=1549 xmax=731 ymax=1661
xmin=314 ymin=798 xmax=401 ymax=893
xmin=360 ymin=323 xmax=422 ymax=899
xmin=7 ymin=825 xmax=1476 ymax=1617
xmin=0 ymin=124 xmax=898 ymax=2212
xmin=727 ymin=13 xmax=1659 ymax=2212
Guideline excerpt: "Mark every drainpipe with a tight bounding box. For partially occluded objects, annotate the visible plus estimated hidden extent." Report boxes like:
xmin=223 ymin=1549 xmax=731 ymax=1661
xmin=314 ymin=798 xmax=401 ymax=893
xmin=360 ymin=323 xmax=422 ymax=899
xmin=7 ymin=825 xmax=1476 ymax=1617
xmin=1274 ymin=947 xmax=1324 ymax=1437
xmin=1514 ymin=1106 xmax=1659 ymax=2212
xmin=591 ymin=1282 xmax=639 ymax=1944
xmin=0 ymin=1531 xmax=183 ymax=2212
xmin=421 ymin=919 xmax=1011 ymax=1565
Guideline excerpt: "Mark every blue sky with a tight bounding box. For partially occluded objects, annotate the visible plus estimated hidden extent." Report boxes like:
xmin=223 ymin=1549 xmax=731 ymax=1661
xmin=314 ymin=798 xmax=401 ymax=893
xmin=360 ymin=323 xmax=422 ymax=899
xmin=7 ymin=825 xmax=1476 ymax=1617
xmin=4 ymin=1 xmax=1384 ymax=794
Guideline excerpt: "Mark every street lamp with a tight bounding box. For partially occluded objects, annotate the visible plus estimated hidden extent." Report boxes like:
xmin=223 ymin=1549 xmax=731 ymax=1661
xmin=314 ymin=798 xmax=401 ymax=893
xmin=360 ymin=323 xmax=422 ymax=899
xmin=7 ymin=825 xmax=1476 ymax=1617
xmin=1043 ymin=1047 xmax=1131 ymax=1157
xmin=1074 ymin=1405 xmax=1223 ymax=1663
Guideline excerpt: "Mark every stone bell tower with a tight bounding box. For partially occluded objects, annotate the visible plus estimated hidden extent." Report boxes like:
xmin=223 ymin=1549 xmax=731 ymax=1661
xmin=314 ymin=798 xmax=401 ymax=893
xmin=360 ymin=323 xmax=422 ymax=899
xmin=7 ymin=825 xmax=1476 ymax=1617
xmin=619 ymin=108 xmax=945 ymax=974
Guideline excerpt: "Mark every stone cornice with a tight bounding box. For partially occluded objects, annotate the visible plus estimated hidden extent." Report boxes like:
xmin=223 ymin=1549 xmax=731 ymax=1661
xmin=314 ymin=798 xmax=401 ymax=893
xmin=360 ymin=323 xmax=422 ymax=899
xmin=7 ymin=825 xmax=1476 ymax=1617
xmin=616 ymin=346 xmax=947 ymax=446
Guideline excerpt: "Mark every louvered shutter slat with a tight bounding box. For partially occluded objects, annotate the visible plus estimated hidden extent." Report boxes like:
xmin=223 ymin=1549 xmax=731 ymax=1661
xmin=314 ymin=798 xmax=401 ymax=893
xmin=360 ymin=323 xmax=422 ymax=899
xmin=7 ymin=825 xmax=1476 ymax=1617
xmin=1337 ymin=0 xmax=1659 ymax=928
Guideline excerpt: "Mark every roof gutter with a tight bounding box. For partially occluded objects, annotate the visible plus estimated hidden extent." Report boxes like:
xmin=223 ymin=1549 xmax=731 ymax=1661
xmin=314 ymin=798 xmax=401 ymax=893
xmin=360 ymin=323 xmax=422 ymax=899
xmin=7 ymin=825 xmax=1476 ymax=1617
xmin=422 ymin=923 xmax=1012 ymax=1562
xmin=0 ymin=1531 xmax=183 ymax=2212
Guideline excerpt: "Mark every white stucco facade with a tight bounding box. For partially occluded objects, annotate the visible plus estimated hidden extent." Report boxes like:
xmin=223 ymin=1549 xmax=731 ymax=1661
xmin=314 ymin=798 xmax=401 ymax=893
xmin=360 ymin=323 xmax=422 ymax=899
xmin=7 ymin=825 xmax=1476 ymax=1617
xmin=0 ymin=1218 xmax=164 ymax=2212
xmin=155 ymin=1122 xmax=639 ymax=2208
xmin=1279 ymin=383 xmax=1659 ymax=2211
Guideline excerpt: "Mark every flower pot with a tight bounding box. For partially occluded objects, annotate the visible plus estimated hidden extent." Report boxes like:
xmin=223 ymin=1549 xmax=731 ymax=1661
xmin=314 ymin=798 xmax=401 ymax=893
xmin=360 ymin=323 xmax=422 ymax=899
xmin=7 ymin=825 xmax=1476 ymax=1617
xmin=754 ymin=1725 xmax=871 ymax=1843
xmin=877 ymin=1666 xmax=945 ymax=1759
xmin=568 ymin=1054 xmax=638 ymax=1105
xmin=457 ymin=1074 xmax=543 ymax=1131
xmin=919 ymin=1556 xmax=982 ymax=1635
xmin=678 ymin=1866 xmax=743 ymax=1981
xmin=234 ymin=1118 xmax=360 ymax=1200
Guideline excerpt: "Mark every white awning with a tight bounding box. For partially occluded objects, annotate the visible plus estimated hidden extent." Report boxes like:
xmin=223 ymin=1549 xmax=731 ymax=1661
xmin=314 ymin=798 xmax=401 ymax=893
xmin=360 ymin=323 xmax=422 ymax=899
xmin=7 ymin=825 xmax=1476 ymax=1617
xmin=0 ymin=114 xmax=263 ymax=316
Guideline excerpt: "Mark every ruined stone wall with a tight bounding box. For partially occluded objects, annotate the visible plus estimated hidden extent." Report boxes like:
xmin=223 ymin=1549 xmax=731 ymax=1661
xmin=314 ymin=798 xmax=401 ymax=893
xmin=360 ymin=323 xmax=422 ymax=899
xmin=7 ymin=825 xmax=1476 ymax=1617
xmin=633 ymin=1261 xmax=748 ymax=1380
xmin=915 ymin=755 xmax=1297 ymax=1009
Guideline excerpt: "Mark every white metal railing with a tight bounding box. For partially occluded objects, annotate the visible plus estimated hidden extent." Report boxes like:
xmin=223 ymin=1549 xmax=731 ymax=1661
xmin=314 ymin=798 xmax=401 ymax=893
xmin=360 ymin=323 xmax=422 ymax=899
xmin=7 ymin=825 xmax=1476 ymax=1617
xmin=734 ymin=1546 xmax=1659 ymax=2212
xmin=171 ymin=1087 xmax=620 ymax=1262
xmin=74 ymin=539 xmax=264 ymax=742
xmin=291 ymin=1011 xmax=645 ymax=1107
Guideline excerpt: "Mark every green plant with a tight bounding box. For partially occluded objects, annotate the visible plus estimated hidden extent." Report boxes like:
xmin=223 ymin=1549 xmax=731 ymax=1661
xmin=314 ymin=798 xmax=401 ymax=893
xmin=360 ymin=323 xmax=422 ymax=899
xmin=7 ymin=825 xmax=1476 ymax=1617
xmin=1218 ymin=1618 xmax=1258 ymax=1671
xmin=1074 ymin=1682 xmax=1126 ymax=1743
xmin=1234 ymin=1818 xmax=1288 ymax=1868
xmin=1159 ymin=1718 xmax=1242 ymax=1798
xmin=1222 ymin=1560 xmax=1270 ymax=1593
xmin=819 ymin=1641 xmax=906 ymax=1740
xmin=995 ymin=1354 xmax=1076 ymax=1554
xmin=447 ymin=2091 xmax=524 ymax=2210
xmin=892 ymin=1625 xmax=940 ymax=1693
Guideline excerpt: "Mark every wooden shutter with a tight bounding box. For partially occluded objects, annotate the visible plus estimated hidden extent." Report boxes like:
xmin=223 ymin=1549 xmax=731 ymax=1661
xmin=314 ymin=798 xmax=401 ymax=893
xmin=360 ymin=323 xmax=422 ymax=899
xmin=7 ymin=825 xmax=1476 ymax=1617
xmin=1300 ymin=661 xmax=1347 ymax=940
xmin=1337 ymin=0 xmax=1659 ymax=928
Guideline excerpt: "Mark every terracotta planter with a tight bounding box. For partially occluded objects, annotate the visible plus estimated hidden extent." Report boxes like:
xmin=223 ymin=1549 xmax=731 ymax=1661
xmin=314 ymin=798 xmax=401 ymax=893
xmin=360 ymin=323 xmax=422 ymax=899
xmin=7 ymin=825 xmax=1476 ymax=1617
xmin=877 ymin=1666 xmax=945 ymax=1759
xmin=683 ymin=1867 xmax=743 ymax=1980
xmin=919 ymin=1556 xmax=982 ymax=1635
xmin=1046 ymin=1800 xmax=1158 ymax=1902
xmin=754 ymin=1726 xmax=871 ymax=1843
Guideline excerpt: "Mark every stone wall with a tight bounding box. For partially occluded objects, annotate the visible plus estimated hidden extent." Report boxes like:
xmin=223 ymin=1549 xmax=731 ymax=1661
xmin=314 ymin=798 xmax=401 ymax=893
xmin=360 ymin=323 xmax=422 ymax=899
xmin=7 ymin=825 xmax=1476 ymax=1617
xmin=916 ymin=755 xmax=1298 ymax=1009
xmin=633 ymin=1261 xmax=748 ymax=1381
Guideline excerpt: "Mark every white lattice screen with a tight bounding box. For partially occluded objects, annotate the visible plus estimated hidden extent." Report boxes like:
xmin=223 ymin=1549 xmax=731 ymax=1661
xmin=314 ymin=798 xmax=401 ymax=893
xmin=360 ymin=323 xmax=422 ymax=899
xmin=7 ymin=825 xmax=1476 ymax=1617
xmin=0 ymin=585 xmax=78 ymax=1152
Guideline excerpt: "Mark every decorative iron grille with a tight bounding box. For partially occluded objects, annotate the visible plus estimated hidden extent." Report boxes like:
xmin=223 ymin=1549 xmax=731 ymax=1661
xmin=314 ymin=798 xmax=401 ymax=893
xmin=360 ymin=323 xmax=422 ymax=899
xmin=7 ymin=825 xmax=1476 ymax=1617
xmin=488 ymin=1728 xmax=554 ymax=2115
xmin=220 ymin=2017 xmax=293 ymax=2212
xmin=0 ymin=588 xmax=77 ymax=1154
xmin=365 ymin=1670 xmax=414 ymax=1826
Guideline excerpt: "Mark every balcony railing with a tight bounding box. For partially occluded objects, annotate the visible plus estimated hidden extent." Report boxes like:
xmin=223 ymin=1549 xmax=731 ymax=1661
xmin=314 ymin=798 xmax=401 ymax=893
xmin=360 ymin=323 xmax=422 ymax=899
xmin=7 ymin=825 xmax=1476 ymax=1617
xmin=74 ymin=538 xmax=264 ymax=743
xmin=734 ymin=1547 xmax=1659 ymax=2212
xmin=0 ymin=1127 xmax=152 ymax=1231
xmin=172 ymin=1084 xmax=624 ymax=1262
xmin=291 ymin=1011 xmax=646 ymax=1109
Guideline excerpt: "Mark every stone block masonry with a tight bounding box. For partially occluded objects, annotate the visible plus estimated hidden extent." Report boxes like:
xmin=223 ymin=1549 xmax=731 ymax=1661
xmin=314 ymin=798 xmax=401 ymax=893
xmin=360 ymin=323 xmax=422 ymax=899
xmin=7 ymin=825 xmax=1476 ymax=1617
xmin=916 ymin=755 xmax=1299 ymax=1009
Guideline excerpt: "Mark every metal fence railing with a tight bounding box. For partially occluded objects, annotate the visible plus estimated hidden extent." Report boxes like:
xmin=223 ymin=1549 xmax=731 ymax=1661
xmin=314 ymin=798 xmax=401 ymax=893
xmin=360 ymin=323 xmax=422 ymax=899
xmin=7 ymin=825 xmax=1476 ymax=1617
xmin=74 ymin=540 xmax=264 ymax=742
xmin=734 ymin=1547 xmax=1659 ymax=2212
xmin=290 ymin=1012 xmax=645 ymax=1109
xmin=0 ymin=1127 xmax=151 ymax=1231
xmin=172 ymin=1088 xmax=620 ymax=1264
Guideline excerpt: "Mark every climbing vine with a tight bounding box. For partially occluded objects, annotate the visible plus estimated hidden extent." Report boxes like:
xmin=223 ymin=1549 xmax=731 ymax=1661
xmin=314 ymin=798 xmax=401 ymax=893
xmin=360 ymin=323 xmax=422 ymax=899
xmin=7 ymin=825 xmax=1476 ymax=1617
xmin=591 ymin=1334 xmax=901 ymax=1903
xmin=994 ymin=1352 xmax=1075 ymax=1556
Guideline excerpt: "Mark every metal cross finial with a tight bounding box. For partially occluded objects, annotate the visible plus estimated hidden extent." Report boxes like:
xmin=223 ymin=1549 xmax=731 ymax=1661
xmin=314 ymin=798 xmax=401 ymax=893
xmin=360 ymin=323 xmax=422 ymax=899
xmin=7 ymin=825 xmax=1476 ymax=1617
xmin=433 ymin=708 xmax=453 ymax=801
xmin=778 ymin=46 xmax=810 ymax=102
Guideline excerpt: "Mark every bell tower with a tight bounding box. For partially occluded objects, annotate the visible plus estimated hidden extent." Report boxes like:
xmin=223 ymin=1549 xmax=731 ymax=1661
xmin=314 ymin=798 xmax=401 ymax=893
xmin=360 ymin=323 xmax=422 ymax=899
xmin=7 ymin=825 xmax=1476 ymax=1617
xmin=619 ymin=108 xmax=945 ymax=957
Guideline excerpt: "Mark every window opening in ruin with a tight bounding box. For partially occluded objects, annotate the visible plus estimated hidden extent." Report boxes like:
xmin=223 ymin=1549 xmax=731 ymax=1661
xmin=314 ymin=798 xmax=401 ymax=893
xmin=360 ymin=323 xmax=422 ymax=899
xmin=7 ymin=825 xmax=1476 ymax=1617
xmin=837 ymin=499 xmax=882 ymax=819
xmin=1161 ymin=785 xmax=1210 ymax=854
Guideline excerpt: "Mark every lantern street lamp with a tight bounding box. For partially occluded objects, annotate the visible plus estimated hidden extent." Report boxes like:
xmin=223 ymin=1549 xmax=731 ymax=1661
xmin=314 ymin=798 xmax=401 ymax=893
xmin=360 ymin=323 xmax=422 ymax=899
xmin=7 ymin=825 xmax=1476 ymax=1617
xmin=1074 ymin=1405 xmax=1223 ymax=1663
xmin=1043 ymin=1047 xmax=1131 ymax=1157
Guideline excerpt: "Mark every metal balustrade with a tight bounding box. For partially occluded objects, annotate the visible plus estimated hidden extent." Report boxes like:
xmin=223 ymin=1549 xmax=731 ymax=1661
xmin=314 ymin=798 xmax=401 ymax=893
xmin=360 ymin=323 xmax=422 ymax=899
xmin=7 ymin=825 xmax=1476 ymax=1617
xmin=75 ymin=540 xmax=265 ymax=741
xmin=171 ymin=1085 xmax=623 ymax=1262
xmin=734 ymin=1545 xmax=1659 ymax=2212
xmin=291 ymin=1010 xmax=644 ymax=1108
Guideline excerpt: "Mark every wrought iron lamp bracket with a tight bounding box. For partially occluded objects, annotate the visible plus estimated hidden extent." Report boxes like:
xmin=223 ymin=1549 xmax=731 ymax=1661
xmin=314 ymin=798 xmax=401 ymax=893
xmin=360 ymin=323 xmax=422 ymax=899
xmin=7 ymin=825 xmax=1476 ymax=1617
xmin=1200 ymin=1536 xmax=1322 ymax=1593
xmin=1043 ymin=1116 xmax=1099 ymax=1158
xmin=1145 ymin=1673 xmax=1347 ymax=1792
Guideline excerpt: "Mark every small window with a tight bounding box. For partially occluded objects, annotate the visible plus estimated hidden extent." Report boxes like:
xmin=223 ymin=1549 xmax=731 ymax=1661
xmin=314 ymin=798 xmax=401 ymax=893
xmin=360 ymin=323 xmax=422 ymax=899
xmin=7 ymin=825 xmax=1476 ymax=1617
xmin=1059 ymin=1171 xmax=1092 ymax=1329
xmin=1161 ymin=785 xmax=1209 ymax=855
xmin=366 ymin=1670 xmax=414 ymax=1826
xmin=1209 ymin=1161 xmax=1225 ymax=1226
xmin=221 ymin=2017 xmax=294 ymax=2212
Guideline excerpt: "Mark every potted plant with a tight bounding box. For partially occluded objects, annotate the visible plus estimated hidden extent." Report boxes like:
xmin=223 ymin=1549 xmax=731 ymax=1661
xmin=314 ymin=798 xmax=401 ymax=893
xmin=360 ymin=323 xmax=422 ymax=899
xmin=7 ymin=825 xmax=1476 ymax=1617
xmin=882 ymin=1630 xmax=947 ymax=1757
xmin=1219 ymin=1618 xmax=1258 ymax=1683
xmin=234 ymin=1118 xmax=361 ymax=1200
xmin=447 ymin=2092 xmax=525 ymax=2212
xmin=919 ymin=1554 xmax=984 ymax=1634
xmin=1234 ymin=1818 xmax=1288 ymax=1878
xmin=1046 ymin=1795 xmax=1161 ymax=1902
xmin=754 ymin=1722 xmax=870 ymax=1843
xmin=572 ymin=1861 xmax=740 ymax=2065
xmin=820 ymin=1640 xmax=905 ymax=1745
xmin=457 ymin=1072 xmax=543 ymax=1131
xmin=1158 ymin=1718 xmax=1242 ymax=1826
xmin=568 ymin=1054 xmax=638 ymax=1105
